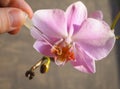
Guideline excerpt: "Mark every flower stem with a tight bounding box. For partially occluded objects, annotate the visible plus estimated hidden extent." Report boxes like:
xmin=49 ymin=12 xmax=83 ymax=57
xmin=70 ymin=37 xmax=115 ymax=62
xmin=111 ymin=11 xmax=120 ymax=30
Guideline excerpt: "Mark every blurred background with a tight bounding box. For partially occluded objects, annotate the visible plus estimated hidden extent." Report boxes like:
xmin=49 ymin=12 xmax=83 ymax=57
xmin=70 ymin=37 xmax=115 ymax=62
xmin=0 ymin=0 xmax=120 ymax=89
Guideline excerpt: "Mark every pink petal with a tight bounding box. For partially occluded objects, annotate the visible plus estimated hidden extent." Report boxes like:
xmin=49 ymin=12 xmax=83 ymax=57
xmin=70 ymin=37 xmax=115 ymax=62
xmin=31 ymin=9 xmax=68 ymax=40
xmin=30 ymin=27 xmax=44 ymax=40
xmin=31 ymin=27 xmax=62 ymax=45
xmin=71 ymin=44 xmax=96 ymax=73
xmin=33 ymin=40 xmax=54 ymax=57
xmin=73 ymin=18 xmax=115 ymax=60
xmin=65 ymin=1 xmax=87 ymax=36
xmin=89 ymin=10 xmax=103 ymax=20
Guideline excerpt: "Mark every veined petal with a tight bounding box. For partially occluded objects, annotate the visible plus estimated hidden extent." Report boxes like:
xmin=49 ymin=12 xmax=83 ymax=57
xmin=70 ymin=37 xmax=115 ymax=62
xmin=31 ymin=27 xmax=62 ymax=45
xmin=65 ymin=1 xmax=87 ymax=35
xmin=89 ymin=11 xmax=103 ymax=20
xmin=33 ymin=41 xmax=54 ymax=57
xmin=32 ymin=9 xmax=68 ymax=39
xmin=73 ymin=18 xmax=115 ymax=60
xmin=30 ymin=27 xmax=45 ymax=40
xmin=71 ymin=44 xmax=96 ymax=73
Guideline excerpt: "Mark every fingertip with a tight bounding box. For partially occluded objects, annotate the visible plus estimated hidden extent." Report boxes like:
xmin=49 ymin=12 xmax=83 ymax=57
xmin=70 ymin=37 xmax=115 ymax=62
xmin=0 ymin=8 xmax=24 ymax=34
xmin=21 ymin=0 xmax=33 ymax=18
xmin=20 ymin=0 xmax=33 ymax=18
xmin=24 ymin=2 xmax=33 ymax=18
xmin=9 ymin=0 xmax=33 ymax=18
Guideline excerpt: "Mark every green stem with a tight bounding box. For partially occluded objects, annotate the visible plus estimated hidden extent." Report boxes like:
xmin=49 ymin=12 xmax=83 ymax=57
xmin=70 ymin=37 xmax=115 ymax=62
xmin=115 ymin=36 xmax=120 ymax=40
xmin=111 ymin=11 xmax=120 ymax=30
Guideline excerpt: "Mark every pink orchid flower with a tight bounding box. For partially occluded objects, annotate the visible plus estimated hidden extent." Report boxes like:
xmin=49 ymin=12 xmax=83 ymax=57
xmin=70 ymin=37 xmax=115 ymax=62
xmin=30 ymin=1 xmax=115 ymax=73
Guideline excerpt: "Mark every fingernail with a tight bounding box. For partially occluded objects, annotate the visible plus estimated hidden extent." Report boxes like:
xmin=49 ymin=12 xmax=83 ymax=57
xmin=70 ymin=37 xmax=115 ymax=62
xmin=8 ymin=9 xmax=27 ymax=31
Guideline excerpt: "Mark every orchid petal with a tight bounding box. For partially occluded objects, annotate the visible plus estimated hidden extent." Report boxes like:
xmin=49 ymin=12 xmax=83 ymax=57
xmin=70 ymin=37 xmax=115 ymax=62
xmin=31 ymin=27 xmax=62 ymax=45
xmin=71 ymin=44 xmax=96 ymax=73
xmin=73 ymin=18 xmax=115 ymax=60
xmin=89 ymin=11 xmax=103 ymax=20
xmin=33 ymin=41 xmax=53 ymax=57
xmin=65 ymin=1 xmax=87 ymax=35
xmin=32 ymin=9 xmax=68 ymax=40
xmin=30 ymin=27 xmax=44 ymax=40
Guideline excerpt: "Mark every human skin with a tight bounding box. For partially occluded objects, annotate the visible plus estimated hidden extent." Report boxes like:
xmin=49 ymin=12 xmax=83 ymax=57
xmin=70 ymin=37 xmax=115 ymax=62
xmin=0 ymin=0 xmax=33 ymax=34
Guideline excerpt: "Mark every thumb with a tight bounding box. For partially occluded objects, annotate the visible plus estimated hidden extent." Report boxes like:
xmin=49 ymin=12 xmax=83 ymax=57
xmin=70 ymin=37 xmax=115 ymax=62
xmin=0 ymin=8 xmax=26 ymax=34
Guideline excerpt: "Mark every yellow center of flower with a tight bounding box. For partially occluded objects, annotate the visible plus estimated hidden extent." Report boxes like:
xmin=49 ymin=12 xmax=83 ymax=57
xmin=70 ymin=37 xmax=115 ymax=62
xmin=51 ymin=44 xmax=75 ymax=62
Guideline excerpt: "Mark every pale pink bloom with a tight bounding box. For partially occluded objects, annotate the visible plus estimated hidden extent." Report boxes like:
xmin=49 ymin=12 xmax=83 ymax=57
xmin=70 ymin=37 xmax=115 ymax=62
xmin=30 ymin=1 xmax=115 ymax=73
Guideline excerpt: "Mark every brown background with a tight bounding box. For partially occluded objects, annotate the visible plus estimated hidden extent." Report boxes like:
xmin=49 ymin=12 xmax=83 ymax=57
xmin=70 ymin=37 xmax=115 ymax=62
xmin=0 ymin=0 xmax=120 ymax=89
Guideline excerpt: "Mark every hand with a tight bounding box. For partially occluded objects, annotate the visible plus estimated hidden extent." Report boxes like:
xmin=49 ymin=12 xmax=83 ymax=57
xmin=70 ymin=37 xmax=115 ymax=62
xmin=0 ymin=0 xmax=33 ymax=34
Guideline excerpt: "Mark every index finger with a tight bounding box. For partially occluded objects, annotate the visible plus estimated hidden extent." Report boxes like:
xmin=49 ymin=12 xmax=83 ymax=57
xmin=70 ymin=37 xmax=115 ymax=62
xmin=9 ymin=0 xmax=33 ymax=18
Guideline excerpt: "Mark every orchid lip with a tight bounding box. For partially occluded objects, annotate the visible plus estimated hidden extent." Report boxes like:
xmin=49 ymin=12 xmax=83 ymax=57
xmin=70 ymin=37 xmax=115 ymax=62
xmin=51 ymin=40 xmax=75 ymax=64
